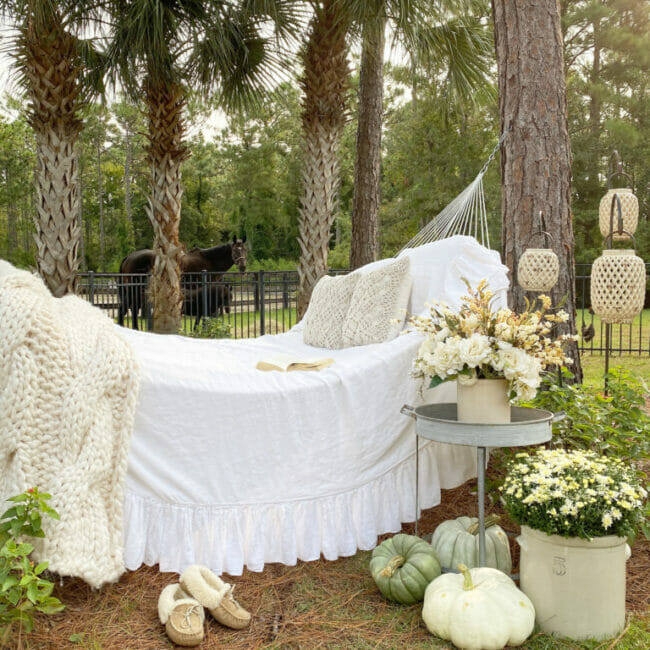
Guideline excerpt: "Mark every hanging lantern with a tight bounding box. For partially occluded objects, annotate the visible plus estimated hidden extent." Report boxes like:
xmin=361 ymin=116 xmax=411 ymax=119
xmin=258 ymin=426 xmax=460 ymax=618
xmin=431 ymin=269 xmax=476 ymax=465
xmin=598 ymin=188 xmax=638 ymax=240
xmin=599 ymin=151 xmax=638 ymax=241
xmin=590 ymin=234 xmax=646 ymax=324
xmin=518 ymin=230 xmax=559 ymax=293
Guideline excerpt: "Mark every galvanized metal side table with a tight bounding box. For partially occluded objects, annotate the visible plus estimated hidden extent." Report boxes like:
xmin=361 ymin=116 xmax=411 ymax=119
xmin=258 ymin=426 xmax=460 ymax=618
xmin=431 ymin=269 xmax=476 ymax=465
xmin=401 ymin=403 xmax=554 ymax=567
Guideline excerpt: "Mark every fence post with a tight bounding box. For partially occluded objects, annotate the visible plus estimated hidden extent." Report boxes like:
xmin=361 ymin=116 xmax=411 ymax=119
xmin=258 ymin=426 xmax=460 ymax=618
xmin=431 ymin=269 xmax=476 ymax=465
xmin=282 ymin=272 xmax=289 ymax=309
xmin=88 ymin=271 xmax=95 ymax=305
xmin=146 ymin=273 xmax=153 ymax=331
xmin=259 ymin=270 xmax=265 ymax=336
xmin=201 ymin=270 xmax=208 ymax=331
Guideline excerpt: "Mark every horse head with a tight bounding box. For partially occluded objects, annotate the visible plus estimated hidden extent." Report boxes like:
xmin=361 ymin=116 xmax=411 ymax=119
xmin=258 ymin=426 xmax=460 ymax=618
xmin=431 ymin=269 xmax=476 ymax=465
xmin=231 ymin=234 xmax=247 ymax=272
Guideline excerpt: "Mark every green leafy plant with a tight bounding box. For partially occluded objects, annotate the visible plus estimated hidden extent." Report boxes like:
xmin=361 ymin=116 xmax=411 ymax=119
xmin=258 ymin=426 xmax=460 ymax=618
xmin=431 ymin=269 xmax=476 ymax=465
xmin=0 ymin=488 xmax=64 ymax=642
xmin=186 ymin=318 xmax=232 ymax=339
xmin=529 ymin=367 xmax=650 ymax=463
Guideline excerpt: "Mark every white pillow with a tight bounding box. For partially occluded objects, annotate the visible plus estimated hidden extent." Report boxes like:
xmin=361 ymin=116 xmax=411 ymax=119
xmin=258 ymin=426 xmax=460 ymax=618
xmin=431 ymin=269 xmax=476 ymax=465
xmin=397 ymin=235 xmax=509 ymax=315
xmin=341 ymin=257 xmax=412 ymax=347
xmin=302 ymin=273 xmax=360 ymax=348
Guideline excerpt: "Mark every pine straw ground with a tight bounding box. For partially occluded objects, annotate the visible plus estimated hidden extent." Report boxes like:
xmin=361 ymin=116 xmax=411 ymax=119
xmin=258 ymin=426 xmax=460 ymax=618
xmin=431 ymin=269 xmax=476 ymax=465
xmin=5 ymin=471 xmax=649 ymax=650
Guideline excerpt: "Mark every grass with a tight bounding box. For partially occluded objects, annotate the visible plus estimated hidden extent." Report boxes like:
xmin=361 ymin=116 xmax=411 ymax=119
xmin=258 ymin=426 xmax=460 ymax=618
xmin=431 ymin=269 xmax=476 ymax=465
xmin=7 ymin=476 xmax=648 ymax=650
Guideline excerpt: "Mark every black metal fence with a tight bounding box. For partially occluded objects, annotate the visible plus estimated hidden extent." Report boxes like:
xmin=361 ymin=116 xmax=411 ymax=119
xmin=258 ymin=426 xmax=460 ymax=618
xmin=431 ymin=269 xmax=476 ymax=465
xmin=78 ymin=265 xmax=650 ymax=354
xmin=78 ymin=270 xmax=300 ymax=338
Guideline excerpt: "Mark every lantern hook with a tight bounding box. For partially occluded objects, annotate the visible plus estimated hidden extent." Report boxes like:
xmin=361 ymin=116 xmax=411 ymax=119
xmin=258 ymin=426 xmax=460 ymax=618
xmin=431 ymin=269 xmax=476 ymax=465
xmin=606 ymin=150 xmax=633 ymax=189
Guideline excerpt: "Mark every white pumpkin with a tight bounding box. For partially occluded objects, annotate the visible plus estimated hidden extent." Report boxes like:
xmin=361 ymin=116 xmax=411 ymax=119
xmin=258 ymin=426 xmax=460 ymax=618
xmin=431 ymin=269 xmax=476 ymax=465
xmin=422 ymin=564 xmax=535 ymax=650
xmin=431 ymin=515 xmax=512 ymax=574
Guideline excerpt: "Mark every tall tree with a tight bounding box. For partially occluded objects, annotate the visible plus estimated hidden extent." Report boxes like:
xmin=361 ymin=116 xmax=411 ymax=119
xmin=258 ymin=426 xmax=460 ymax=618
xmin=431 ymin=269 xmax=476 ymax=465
xmin=106 ymin=0 xmax=291 ymax=333
xmin=492 ymin=0 xmax=582 ymax=380
xmin=0 ymin=1 xmax=98 ymax=296
xmin=297 ymin=0 xmax=350 ymax=317
xmin=344 ymin=0 xmax=494 ymax=269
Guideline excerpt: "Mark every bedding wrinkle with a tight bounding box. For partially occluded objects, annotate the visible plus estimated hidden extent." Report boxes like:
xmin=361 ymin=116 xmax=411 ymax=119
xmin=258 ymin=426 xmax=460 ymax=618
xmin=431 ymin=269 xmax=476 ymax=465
xmin=120 ymin=236 xmax=509 ymax=575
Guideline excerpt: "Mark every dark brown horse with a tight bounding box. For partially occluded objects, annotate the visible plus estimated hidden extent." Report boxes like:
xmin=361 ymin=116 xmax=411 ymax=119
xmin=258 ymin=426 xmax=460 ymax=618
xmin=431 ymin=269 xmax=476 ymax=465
xmin=118 ymin=235 xmax=247 ymax=329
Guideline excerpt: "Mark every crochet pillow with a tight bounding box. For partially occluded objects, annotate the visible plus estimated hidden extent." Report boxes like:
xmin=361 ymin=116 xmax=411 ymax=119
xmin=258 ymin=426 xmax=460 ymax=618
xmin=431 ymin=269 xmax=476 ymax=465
xmin=341 ymin=257 xmax=412 ymax=347
xmin=302 ymin=273 xmax=360 ymax=348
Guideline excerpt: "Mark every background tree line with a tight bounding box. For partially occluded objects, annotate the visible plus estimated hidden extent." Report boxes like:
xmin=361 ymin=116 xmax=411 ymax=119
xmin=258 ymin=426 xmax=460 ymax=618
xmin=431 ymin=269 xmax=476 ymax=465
xmin=0 ymin=0 xmax=647 ymax=273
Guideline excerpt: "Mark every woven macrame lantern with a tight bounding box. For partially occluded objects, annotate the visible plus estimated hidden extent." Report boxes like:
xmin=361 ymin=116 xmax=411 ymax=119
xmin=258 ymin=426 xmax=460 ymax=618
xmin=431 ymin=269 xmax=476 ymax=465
xmin=590 ymin=236 xmax=646 ymax=324
xmin=599 ymin=188 xmax=638 ymax=240
xmin=517 ymin=230 xmax=559 ymax=292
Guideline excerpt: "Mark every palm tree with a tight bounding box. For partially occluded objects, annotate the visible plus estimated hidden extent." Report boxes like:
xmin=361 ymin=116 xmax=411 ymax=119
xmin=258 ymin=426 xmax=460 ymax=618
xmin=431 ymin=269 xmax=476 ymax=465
xmin=297 ymin=0 xmax=350 ymax=317
xmin=0 ymin=1 xmax=99 ymax=296
xmin=342 ymin=0 xmax=494 ymax=268
xmin=106 ymin=0 xmax=292 ymax=333
xmin=296 ymin=1 xmax=494 ymax=312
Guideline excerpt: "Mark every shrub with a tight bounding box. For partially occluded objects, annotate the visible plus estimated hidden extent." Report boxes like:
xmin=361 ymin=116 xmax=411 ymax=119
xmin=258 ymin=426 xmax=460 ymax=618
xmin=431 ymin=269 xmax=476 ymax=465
xmin=187 ymin=318 xmax=232 ymax=339
xmin=529 ymin=367 xmax=649 ymax=463
xmin=0 ymin=488 xmax=64 ymax=642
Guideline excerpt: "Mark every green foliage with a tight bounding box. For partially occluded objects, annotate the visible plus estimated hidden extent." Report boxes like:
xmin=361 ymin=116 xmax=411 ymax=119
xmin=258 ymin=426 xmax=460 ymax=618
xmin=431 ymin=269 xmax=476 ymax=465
xmin=529 ymin=367 xmax=650 ymax=463
xmin=0 ymin=488 xmax=64 ymax=642
xmin=186 ymin=318 xmax=232 ymax=339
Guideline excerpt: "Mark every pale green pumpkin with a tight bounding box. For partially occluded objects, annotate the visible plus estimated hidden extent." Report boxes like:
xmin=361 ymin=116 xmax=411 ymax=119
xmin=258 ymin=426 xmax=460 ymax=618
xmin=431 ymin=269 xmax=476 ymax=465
xmin=431 ymin=515 xmax=512 ymax=574
xmin=369 ymin=534 xmax=441 ymax=604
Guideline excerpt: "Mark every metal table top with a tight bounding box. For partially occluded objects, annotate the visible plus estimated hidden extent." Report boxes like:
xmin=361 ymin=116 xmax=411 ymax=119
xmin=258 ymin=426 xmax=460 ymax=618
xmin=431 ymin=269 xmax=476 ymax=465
xmin=413 ymin=403 xmax=554 ymax=447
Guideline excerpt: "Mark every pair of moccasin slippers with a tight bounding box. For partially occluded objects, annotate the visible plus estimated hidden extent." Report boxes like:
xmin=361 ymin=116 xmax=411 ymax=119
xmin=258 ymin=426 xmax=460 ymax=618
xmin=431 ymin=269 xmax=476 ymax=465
xmin=158 ymin=565 xmax=251 ymax=646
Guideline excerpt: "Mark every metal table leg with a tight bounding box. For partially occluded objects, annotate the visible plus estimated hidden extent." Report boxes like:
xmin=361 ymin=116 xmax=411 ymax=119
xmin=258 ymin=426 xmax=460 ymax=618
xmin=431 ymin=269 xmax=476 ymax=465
xmin=477 ymin=446 xmax=487 ymax=567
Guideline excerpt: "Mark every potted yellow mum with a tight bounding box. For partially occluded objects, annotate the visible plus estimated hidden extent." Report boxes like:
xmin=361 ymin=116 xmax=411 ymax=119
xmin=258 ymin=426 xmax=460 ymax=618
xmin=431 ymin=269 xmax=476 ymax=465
xmin=502 ymin=448 xmax=647 ymax=640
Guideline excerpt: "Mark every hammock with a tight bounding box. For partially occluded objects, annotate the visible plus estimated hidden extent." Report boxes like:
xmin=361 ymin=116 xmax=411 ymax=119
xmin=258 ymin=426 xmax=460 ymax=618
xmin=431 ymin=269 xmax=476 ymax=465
xmin=399 ymin=131 xmax=507 ymax=252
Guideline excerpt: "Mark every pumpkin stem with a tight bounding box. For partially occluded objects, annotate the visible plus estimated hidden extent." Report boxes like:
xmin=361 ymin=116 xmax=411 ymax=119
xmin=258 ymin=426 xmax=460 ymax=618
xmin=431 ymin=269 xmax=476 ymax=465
xmin=467 ymin=514 xmax=500 ymax=535
xmin=379 ymin=555 xmax=406 ymax=578
xmin=458 ymin=563 xmax=474 ymax=590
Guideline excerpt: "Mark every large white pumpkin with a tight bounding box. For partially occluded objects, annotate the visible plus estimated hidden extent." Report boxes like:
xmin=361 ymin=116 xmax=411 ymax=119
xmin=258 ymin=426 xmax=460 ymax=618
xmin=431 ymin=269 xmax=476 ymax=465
xmin=422 ymin=564 xmax=535 ymax=650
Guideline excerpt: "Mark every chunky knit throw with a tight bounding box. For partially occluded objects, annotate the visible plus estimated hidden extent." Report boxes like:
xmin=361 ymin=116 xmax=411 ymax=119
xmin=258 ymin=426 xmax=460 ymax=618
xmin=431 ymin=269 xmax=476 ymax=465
xmin=0 ymin=261 xmax=139 ymax=588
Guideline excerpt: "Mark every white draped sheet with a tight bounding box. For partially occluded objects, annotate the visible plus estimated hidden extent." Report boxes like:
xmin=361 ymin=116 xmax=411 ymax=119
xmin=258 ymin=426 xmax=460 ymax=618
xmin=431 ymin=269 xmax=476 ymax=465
xmin=118 ymin=236 xmax=510 ymax=576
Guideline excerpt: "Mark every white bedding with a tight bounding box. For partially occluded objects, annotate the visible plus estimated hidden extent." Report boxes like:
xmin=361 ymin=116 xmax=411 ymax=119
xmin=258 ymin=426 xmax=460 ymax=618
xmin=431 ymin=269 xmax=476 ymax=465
xmin=118 ymin=236 xmax=510 ymax=576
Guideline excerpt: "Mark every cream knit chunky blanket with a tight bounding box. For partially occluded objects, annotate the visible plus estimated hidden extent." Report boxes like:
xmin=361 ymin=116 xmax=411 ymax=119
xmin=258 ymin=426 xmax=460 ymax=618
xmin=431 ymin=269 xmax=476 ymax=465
xmin=0 ymin=261 xmax=139 ymax=588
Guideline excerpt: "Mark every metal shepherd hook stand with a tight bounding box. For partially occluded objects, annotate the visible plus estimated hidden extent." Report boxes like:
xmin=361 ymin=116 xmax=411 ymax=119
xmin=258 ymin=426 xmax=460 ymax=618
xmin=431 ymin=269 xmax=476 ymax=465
xmin=603 ymin=151 xmax=634 ymax=396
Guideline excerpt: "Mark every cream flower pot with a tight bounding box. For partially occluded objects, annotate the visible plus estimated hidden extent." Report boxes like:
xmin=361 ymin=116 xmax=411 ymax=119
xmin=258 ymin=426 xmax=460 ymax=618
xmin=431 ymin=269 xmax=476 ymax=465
xmin=599 ymin=188 xmax=638 ymax=240
xmin=456 ymin=378 xmax=510 ymax=423
xmin=517 ymin=525 xmax=631 ymax=641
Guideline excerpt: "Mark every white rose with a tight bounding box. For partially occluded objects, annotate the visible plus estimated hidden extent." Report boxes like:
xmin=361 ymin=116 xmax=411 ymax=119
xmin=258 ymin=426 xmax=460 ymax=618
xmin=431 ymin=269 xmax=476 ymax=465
xmin=458 ymin=333 xmax=493 ymax=368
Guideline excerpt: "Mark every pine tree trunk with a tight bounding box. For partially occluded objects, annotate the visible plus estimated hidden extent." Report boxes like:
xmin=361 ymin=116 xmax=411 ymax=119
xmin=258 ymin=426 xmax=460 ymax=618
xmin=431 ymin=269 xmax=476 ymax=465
xmin=492 ymin=0 xmax=582 ymax=381
xmin=97 ymin=138 xmax=105 ymax=272
xmin=78 ymin=154 xmax=87 ymax=271
xmin=145 ymin=79 xmax=188 ymax=334
xmin=22 ymin=21 xmax=82 ymax=297
xmin=350 ymin=18 xmax=386 ymax=270
xmin=297 ymin=0 xmax=350 ymax=318
xmin=5 ymin=166 xmax=18 ymax=260
xmin=124 ymin=127 xmax=135 ymax=248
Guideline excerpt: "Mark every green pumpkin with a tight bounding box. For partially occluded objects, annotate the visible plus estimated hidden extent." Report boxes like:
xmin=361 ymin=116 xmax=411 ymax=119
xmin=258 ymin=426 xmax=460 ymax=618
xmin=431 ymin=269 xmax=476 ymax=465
xmin=431 ymin=514 xmax=512 ymax=574
xmin=369 ymin=534 xmax=441 ymax=604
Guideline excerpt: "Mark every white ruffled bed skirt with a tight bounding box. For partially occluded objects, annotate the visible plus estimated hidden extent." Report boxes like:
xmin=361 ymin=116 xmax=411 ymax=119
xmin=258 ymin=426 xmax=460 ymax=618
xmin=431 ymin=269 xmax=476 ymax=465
xmin=123 ymin=440 xmax=476 ymax=576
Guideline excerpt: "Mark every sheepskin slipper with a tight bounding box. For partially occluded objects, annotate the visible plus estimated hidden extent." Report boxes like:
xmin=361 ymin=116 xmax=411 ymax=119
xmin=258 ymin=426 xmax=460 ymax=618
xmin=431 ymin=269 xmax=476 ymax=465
xmin=180 ymin=565 xmax=251 ymax=630
xmin=158 ymin=583 xmax=205 ymax=647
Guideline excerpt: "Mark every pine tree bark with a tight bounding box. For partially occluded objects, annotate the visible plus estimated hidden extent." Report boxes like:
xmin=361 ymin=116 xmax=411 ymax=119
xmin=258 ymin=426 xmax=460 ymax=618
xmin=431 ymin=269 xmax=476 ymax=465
xmin=96 ymin=138 xmax=105 ymax=272
xmin=350 ymin=18 xmax=386 ymax=270
xmin=297 ymin=0 xmax=350 ymax=318
xmin=492 ymin=0 xmax=582 ymax=381
xmin=145 ymin=78 xmax=188 ymax=334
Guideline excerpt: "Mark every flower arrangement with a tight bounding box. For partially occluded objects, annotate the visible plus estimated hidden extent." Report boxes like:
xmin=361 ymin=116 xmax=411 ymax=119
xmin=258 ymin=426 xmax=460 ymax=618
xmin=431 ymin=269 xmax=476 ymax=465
xmin=501 ymin=449 xmax=647 ymax=539
xmin=409 ymin=279 xmax=574 ymax=401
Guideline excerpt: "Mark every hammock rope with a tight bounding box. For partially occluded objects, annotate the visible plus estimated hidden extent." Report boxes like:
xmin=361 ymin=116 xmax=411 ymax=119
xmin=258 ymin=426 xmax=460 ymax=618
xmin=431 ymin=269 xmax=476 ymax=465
xmin=399 ymin=130 xmax=508 ymax=252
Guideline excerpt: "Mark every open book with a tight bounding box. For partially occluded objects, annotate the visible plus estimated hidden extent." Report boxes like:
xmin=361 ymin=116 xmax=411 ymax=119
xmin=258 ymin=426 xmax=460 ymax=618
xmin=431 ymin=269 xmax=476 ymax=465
xmin=256 ymin=353 xmax=335 ymax=372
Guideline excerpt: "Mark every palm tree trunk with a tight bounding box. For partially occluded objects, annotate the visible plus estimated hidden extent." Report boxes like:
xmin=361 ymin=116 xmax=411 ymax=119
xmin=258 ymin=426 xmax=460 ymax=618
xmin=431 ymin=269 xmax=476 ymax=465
xmin=145 ymin=78 xmax=188 ymax=334
xmin=22 ymin=21 xmax=82 ymax=297
xmin=350 ymin=17 xmax=386 ymax=270
xmin=493 ymin=0 xmax=582 ymax=381
xmin=297 ymin=0 xmax=350 ymax=318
